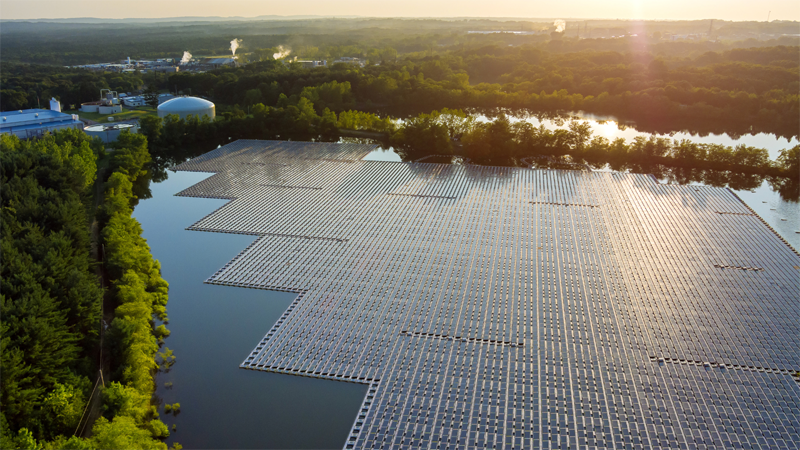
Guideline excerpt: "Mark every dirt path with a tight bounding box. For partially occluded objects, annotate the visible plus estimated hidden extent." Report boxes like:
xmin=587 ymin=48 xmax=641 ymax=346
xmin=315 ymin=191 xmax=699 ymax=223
xmin=79 ymin=167 xmax=114 ymax=438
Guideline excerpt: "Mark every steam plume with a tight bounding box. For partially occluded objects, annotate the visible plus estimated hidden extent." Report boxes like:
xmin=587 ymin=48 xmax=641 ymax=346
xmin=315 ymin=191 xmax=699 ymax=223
xmin=273 ymin=45 xmax=291 ymax=59
xmin=230 ymin=38 xmax=242 ymax=56
xmin=553 ymin=20 xmax=566 ymax=33
xmin=180 ymin=51 xmax=192 ymax=64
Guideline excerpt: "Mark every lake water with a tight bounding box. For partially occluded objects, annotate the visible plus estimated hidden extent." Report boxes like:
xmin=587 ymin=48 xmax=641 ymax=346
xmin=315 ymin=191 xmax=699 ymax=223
xmin=133 ymin=143 xmax=797 ymax=448
xmin=132 ymin=171 xmax=367 ymax=449
xmin=477 ymin=111 xmax=799 ymax=161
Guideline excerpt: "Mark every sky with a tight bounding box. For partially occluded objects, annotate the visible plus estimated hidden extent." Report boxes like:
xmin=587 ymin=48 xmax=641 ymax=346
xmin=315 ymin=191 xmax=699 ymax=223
xmin=2 ymin=0 xmax=799 ymax=21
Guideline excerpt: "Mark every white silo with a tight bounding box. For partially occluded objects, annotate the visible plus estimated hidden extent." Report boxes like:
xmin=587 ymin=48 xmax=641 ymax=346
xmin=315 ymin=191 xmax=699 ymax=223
xmin=49 ymin=97 xmax=61 ymax=112
xmin=157 ymin=96 xmax=215 ymax=120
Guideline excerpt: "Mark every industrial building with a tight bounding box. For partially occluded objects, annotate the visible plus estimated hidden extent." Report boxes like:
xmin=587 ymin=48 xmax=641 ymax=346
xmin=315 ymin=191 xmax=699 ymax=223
xmin=297 ymin=60 xmax=327 ymax=69
xmin=72 ymin=57 xmax=179 ymax=73
xmin=157 ymin=96 xmax=215 ymax=120
xmin=175 ymin=140 xmax=800 ymax=450
xmin=84 ymin=123 xmax=139 ymax=144
xmin=206 ymin=58 xmax=237 ymax=69
xmin=1 ymin=101 xmax=83 ymax=139
xmin=121 ymin=96 xmax=146 ymax=107
xmin=332 ymin=57 xmax=365 ymax=67
xmin=81 ymin=90 xmax=122 ymax=114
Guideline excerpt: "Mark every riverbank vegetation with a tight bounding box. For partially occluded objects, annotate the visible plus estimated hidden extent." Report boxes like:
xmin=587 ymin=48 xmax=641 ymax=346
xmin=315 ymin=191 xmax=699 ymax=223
xmin=95 ymin=131 xmax=174 ymax=448
xmin=1 ymin=129 xmax=178 ymax=449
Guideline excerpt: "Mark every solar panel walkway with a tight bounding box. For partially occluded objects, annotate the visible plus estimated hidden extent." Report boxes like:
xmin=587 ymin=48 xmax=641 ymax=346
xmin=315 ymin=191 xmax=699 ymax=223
xmin=175 ymin=140 xmax=800 ymax=450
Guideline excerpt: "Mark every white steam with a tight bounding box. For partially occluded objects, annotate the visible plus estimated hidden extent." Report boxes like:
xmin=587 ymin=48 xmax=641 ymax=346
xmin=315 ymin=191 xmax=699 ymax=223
xmin=180 ymin=51 xmax=192 ymax=64
xmin=230 ymin=38 xmax=242 ymax=56
xmin=272 ymin=45 xmax=291 ymax=59
xmin=553 ymin=20 xmax=566 ymax=33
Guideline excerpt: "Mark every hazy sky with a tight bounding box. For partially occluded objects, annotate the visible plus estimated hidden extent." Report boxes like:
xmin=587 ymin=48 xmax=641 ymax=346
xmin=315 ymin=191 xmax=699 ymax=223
xmin=2 ymin=0 xmax=799 ymax=21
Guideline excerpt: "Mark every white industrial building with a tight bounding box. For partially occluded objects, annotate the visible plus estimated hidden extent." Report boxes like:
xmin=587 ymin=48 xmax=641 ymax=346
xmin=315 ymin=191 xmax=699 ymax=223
xmin=1 ymin=102 xmax=84 ymax=139
xmin=332 ymin=57 xmax=364 ymax=67
xmin=84 ymin=123 xmax=139 ymax=143
xmin=157 ymin=96 xmax=215 ymax=120
xmin=81 ymin=90 xmax=122 ymax=114
xmin=122 ymin=96 xmax=146 ymax=107
xmin=297 ymin=60 xmax=327 ymax=69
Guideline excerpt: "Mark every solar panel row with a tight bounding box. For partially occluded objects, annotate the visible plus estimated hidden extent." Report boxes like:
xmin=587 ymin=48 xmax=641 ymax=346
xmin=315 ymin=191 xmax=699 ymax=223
xmin=175 ymin=140 xmax=800 ymax=450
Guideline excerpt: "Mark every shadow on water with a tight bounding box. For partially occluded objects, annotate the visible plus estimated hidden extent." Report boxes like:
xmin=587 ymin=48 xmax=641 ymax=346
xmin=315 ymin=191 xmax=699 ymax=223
xmin=132 ymin=171 xmax=367 ymax=449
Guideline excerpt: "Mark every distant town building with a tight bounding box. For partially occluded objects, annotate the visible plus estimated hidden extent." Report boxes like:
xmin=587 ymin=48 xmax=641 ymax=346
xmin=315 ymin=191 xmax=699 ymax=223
xmin=332 ymin=57 xmax=364 ymax=67
xmin=297 ymin=60 xmax=327 ymax=69
xmin=0 ymin=109 xmax=84 ymax=139
xmin=206 ymin=58 xmax=237 ymax=69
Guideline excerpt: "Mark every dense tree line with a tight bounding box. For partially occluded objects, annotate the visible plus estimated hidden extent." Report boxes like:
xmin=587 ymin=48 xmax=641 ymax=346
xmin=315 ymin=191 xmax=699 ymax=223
xmin=3 ymin=23 xmax=798 ymax=138
xmin=156 ymin=42 xmax=799 ymax=139
xmin=390 ymin=108 xmax=797 ymax=173
xmin=138 ymin=95 xmax=341 ymax=166
xmin=387 ymin=109 xmax=799 ymax=200
xmin=2 ymin=18 xmax=798 ymax=66
xmin=1 ymin=129 xmax=179 ymax=449
xmin=1 ymin=130 xmax=102 ymax=447
xmin=0 ymin=64 xmax=145 ymax=112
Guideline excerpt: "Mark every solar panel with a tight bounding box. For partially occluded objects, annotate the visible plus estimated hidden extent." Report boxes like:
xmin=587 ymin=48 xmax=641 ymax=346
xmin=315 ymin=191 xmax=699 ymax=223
xmin=175 ymin=140 xmax=800 ymax=450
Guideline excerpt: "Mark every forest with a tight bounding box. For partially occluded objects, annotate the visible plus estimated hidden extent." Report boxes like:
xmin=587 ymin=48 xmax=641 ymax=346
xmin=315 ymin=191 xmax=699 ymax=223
xmin=3 ymin=32 xmax=797 ymax=139
xmin=0 ymin=65 xmax=144 ymax=112
xmin=159 ymin=41 xmax=799 ymax=138
xmin=1 ymin=130 xmax=179 ymax=449
xmin=2 ymin=17 xmax=799 ymax=66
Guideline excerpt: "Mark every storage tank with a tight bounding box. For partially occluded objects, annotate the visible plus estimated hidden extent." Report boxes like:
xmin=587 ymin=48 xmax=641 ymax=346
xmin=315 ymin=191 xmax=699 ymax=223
xmin=157 ymin=96 xmax=215 ymax=120
xmin=84 ymin=123 xmax=138 ymax=144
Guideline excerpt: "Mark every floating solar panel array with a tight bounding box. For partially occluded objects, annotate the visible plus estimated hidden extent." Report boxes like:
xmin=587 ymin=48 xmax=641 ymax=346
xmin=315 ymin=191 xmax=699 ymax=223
xmin=175 ymin=140 xmax=800 ymax=450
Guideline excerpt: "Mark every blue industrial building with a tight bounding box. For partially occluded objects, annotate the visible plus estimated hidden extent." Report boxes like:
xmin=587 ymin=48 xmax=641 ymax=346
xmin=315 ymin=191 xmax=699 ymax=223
xmin=0 ymin=108 xmax=84 ymax=139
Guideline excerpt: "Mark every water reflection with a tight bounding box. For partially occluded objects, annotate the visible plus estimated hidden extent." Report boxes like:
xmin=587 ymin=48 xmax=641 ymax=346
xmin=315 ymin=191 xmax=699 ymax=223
xmin=132 ymin=172 xmax=367 ymax=449
xmin=471 ymin=109 xmax=799 ymax=160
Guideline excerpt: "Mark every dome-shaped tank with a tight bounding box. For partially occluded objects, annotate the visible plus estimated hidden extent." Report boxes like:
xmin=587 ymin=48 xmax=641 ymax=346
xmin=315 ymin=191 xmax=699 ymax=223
xmin=157 ymin=96 xmax=215 ymax=120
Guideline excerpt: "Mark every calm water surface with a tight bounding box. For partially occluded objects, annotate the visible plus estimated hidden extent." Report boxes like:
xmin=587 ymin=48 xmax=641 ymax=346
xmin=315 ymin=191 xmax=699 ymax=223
xmin=480 ymin=112 xmax=799 ymax=160
xmin=133 ymin=171 xmax=367 ymax=449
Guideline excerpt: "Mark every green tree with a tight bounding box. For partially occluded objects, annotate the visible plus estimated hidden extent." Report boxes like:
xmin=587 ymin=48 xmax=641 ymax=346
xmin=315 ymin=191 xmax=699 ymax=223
xmin=777 ymin=145 xmax=799 ymax=174
xmin=91 ymin=416 xmax=167 ymax=450
xmin=143 ymin=85 xmax=159 ymax=109
xmin=390 ymin=113 xmax=452 ymax=159
xmin=41 ymin=384 xmax=84 ymax=435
